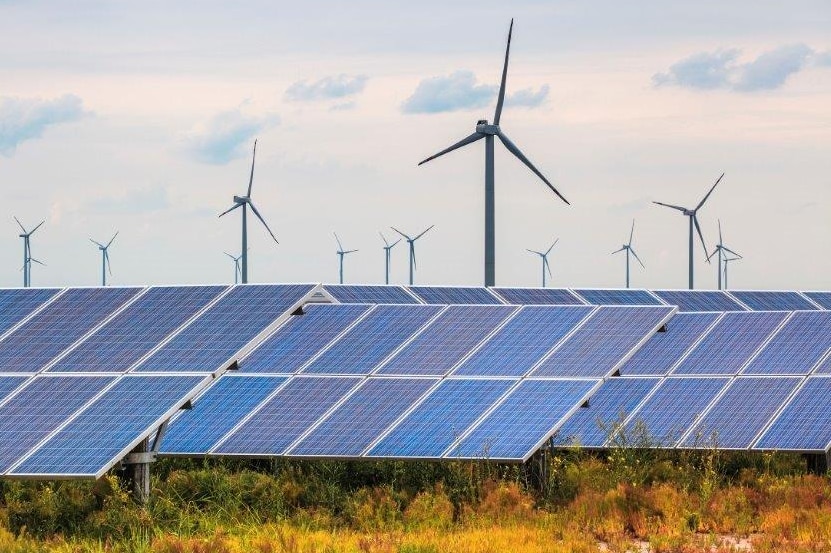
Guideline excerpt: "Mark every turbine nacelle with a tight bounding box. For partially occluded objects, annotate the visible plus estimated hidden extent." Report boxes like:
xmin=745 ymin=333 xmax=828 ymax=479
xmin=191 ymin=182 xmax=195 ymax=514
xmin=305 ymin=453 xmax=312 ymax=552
xmin=475 ymin=121 xmax=499 ymax=135
xmin=232 ymin=195 xmax=250 ymax=205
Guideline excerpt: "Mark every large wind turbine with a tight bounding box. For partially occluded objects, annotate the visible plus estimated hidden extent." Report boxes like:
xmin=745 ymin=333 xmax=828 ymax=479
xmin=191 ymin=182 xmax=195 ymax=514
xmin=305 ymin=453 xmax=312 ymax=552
xmin=224 ymin=251 xmax=243 ymax=284
xmin=334 ymin=233 xmax=357 ymax=285
xmin=219 ymin=139 xmax=278 ymax=284
xmin=723 ymin=255 xmax=741 ymax=290
xmin=392 ymin=225 xmax=433 ymax=285
xmin=417 ymin=19 xmax=569 ymax=287
xmin=526 ymin=239 xmax=557 ymax=287
xmin=653 ymin=173 xmax=724 ymax=289
xmin=611 ymin=220 xmax=645 ymax=289
xmin=90 ymin=231 xmax=118 ymax=286
xmin=380 ymin=232 xmax=401 ymax=285
xmin=707 ymin=220 xmax=741 ymax=291
xmin=14 ymin=217 xmax=45 ymax=288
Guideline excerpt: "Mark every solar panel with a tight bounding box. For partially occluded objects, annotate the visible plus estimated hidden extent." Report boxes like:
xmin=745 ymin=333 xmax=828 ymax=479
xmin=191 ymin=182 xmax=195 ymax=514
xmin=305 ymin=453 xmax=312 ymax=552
xmin=288 ymin=377 xmax=438 ymax=457
xmin=367 ymin=378 xmax=515 ymax=458
xmin=159 ymin=375 xmax=288 ymax=455
xmin=324 ymin=285 xmax=419 ymax=304
xmin=0 ymin=288 xmax=61 ymax=336
xmin=242 ymin=304 xmax=372 ymax=373
xmin=754 ymin=377 xmax=831 ymax=451
xmin=619 ymin=313 xmax=720 ymax=376
xmin=682 ymin=377 xmax=800 ymax=449
xmin=0 ymin=375 xmax=30 ymax=403
xmin=0 ymin=375 xmax=116 ymax=473
xmin=652 ymin=290 xmax=746 ymax=312
xmin=741 ymin=312 xmax=831 ymax=375
xmin=448 ymin=379 xmax=599 ymax=461
xmin=214 ymin=376 xmax=361 ymax=455
xmin=553 ymin=377 xmax=660 ymax=447
xmin=301 ymin=305 xmax=442 ymax=375
xmin=452 ymin=306 xmax=593 ymax=377
xmin=803 ymin=291 xmax=831 ymax=310
xmin=530 ymin=306 xmax=674 ymax=378
xmin=572 ymin=289 xmax=664 ymax=306
xmin=0 ymin=287 xmax=142 ymax=373
xmin=12 ymin=374 xmax=208 ymax=477
xmin=48 ymin=286 xmax=227 ymax=373
xmin=407 ymin=286 xmax=504 ymax=305
xmin=625 ymin=377 xmax=729 ymax=446
xmin=134 ymin=284 xmax=314 ymax=373
xmin=377 ymin=305 xmax=517 ymax=376
xmin=671 ymin=312 xmax=788 ymax=375
xmin=816 ymin=354 xmax=831 ymax=375
xmin=728 ymin=290 xmax=818 ymax=311
xmin=491 ymin=288 xmax=585 ymax=305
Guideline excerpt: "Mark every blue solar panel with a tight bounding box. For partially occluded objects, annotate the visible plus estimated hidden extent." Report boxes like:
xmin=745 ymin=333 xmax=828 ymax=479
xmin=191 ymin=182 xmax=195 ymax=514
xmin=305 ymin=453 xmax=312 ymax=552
xmin=729 ymin=290 xmax=818 ymax=311
xmin=742 ymin=312 xmax=831 ymax=375
xmin=0 ymin=288 xmax=141 ymax=373
xmin=377 ymin=305 xmax=517 ymax=376
xmin=0 ymin=375 xmax=116 ymax=473
xmin=408 ymin=286 xmax=504 ymax=305
xmin=619 ymin=313 xmax=720 ymax=376
xmin=367 ymin=378 xmax=515 ymax=458
xmin=753 ymin=377 xmax=831 ymax=451
xmin=573 ymin=289 xmax=664 ymax=306
xmin=553 ymin=377 xmax=660 ymax=447
xmin=452 ymin=306 xmax=593 ymax=377
xmin=683 ymin=377 xmax=800 ymax=449
xmin=134 ymin=284 xmax=314 ymax=372
xmin=242 ymin=304 xmax=372 ymax=373
xmin=288 ymin=377 xmax=438 ymax=457
xmin=324 ymin=285 xmax=419 ymax=304
xmin=803 ymin=292 xmax=831 ymax=310
xmin=491 ymin=288 xmax=585 ymax=305
xmin=531 ymin=306 xmax=674 ymax=378
xmin=48 ymin=286 xmax=227 ymax=373
xmin=672 ymin=312 xmax=788 ymax=375
xmin=302 ymin=305 xmax=442 ymax=375
xmin=626 ymin=377 xmax=729 ymax=446
xmin=160 ymin=375 xmax=288 ymax=455
xmin=449 ymin=379 xmax=598 ymax=461
xmin=0 ymin=288 xmax=60 ymax=336
xmin=12 ymin=375 xmax=207 ymax=476
xmin=817 ymin=354 xmax=831 ymax=375
xmin=653 ymin=290 xmax=746 ymax=312
xmin=0 ymin=375 xmax=30 ymax=403
xmin=215 ymin=376 xmax=361 ymax=455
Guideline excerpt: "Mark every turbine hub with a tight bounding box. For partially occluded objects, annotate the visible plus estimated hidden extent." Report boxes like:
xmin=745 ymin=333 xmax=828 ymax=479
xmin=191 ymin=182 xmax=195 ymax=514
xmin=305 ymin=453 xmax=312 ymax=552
xmin=475 ymin=122 xmax=499 ymax=135
xmin=233 ymin=195 xmax=249 ymax=204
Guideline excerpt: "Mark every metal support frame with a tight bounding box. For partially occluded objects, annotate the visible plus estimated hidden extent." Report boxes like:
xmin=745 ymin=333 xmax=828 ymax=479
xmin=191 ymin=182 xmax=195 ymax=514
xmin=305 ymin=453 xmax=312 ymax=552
xmin=805 ymin=451 xmax=831 ymax=475
xmin=120 ymin=421 xmax=168 ymax=504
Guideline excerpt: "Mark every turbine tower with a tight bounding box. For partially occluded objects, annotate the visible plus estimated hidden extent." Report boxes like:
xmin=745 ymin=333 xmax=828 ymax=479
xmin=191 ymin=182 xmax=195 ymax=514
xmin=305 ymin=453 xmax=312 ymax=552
xmin=380 ymin=232 xmax=401 ymax=285
xmin=653 ymin=173 xmax=724 ymax=289
xmin=417 ymin=19 xmax=569 ymax=287
xmin=392 ymin=225 xmax=433 ymax=285
xmin=14 ymin=217 xmax=45 ymax=288
xmin=90 ymin=231 xmax=118 ymax=286
xmin=224 ymin=251 xmax=243 ymax=284
xmin=334 ymin=233 xmax=357 ymax=285
xmin=611 ymin=220 xmax=645 ymax=289
xmin=219 ymin=139 xmax=278 ymax=284
xmin=707 ymin=220 xmax=741 ymax=291
xmin=526 ymin=239 xmax=557 ymax=287
xmin=723 ymin=255 xmax=741 ymax=290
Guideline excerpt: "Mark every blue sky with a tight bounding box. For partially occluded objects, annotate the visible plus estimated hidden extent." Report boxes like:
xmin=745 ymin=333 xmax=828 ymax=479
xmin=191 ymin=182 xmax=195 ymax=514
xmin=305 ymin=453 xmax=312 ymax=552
xmin=0 ymin=0 xmax=829 ymax=289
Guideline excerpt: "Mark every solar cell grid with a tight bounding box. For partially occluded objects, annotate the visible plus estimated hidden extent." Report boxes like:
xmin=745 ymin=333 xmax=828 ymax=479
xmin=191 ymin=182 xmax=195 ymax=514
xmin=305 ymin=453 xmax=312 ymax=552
xmin=0 ymin=375 xmax=30 ymax=404
xmin=742 ymin=311 xmax=831 ymax=375
xmin=408 ymin=286 xmax=504 ymax=305
xmin=754 ymin=377 xmax=831 ymax=451
xmin=653 ymin=290 xmax=745 ymax=312
xmin=0 ymin=288 xmax=61 ymax=336
xmin=729 ymin=290 xmax=818 ymax=311
xmin=619 ymin=313 xmax=720 ymax=376
xmin=572 ymin=289 xmax=664 ymax=306
xmin=491 ymin=287 xmax=585 ymax=305
xmin=803 ymin=292 xmax=831 ymax=310
xmin=324 ymin=285 xmax=418 ymax=304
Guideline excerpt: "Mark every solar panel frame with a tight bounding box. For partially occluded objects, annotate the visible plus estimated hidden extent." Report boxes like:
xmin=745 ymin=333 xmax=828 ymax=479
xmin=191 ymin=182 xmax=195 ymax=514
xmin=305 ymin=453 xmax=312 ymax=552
xmin=571 ymin=289 xmax=666 ymax=306
xmin=652 ymin=290 xmax=746 ymax=312
xmin=407 ymin=286 xmax=505 ymax=305
xmin=727 ymin=290 xmax=819 ymax=311
xmin=490 ymin=287 xmax=586 ymax=306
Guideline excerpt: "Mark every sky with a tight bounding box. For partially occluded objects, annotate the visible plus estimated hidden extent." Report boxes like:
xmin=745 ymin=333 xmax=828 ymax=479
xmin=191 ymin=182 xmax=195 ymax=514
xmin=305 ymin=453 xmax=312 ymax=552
xmin=0 ymin=0 xmax=829 ymax=290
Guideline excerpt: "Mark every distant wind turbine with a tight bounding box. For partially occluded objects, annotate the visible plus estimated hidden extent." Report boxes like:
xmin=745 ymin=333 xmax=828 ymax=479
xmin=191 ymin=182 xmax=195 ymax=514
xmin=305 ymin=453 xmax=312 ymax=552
xmin=653 ymin=173 xmax=724 ymax=289
xmin=707 ymin=220 xmax=741 ymax=291
xmin=380 ymin=232 xmax=401 ymax=285
xmin=218 ymin=139 xmax=278 ymax=284
xmin=611 ymin=220 xmax=645 ymax=289
xmin=417 ymin=19 xmax=569 ymax=287
xmin=526 ymin=239 xmax=557 ymax=288
xmin=14 ymin=217 xmax=45 ymax=288
xmin=334 ymin=233 xmax=357 ymax=285
xmin=90 ymin=231 xmax=118 ymax=286
xmin=392 ymin=225 xmax=433 ymax=285
xmin=723 ymin=255 xmax=741 ymax=290
xmin=224 ymin=251 xmax=244 ymax=284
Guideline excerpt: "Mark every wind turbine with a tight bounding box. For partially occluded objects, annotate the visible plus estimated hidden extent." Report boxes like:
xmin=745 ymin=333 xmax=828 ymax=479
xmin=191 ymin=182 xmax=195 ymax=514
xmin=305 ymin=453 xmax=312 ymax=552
xmin=380 ymin=232 xmax=401 ymax=285
xmin=707 ymin=220 xmax=741 ymax=291
xmin=218 ymin=139 xmax=278 ymax=284
xmin=392 ymin=225 xmax=433 ymax=285
xmin=417 ymin=19 xmax=569 ymax=287
xmin=14 ymin=217 xmax=45 ymax=288
xmin=611 ymin=220 xmax=645 ymax=289
xmin=526 ymin=239 xmax=557 ymax=287
xmin=723 ymin=255 xmax=741 ymax=290
xmin=334 ymin=233 xmax=357 ymax=285
xmin=653 ymin=173 xmax=724 ymax=289
xmin=90 ymin=231 xmax=118 ymax=286
xmin=224 ymin=251 xmax=243 ymax=284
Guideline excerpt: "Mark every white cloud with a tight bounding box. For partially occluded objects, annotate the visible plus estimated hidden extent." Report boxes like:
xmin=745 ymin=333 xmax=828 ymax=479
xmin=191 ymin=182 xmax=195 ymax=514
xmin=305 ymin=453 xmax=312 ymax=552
xmin=0 ymin=94 xmax=88 ymax=156
xmin=401 ymin=71 xmax=497 ymax=114
xmin=507 ymin=85 xmax=550 ymax=108
xmin=185 ymin=108 xmax=279 ymax=165
xmin=285 ymin=74 xmax=368 ymax=102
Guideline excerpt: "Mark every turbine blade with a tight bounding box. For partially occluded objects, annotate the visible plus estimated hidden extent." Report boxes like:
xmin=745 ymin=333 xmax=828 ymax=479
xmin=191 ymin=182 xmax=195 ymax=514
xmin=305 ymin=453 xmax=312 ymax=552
xmin=718 ymin=219 xmax=723 ymax=245
xmin=218 ymin=203 xmax=243 ymax=218
xmin=652 ymin=201 xmax=687 ymax=213
xmin=379 ymin=231 xmax=389 ymax=247
xmin=418 ymin=132 xmax=484 ymax=166
xmin=247 ymin=139 xmax=257 ymax=197
xmin=30 ymin=258 xmax=46 ymax=266
xmin=629 ymin=219 xmax=635 ymax=246
xmin=391 ymin=227 xmax=411 ymax=241
xmin=545 ymin=238 xmax=558 ymax=255
xmin=30 ymin=220 xmax=45 ymax=234
xmin=414 ymin=224 xmax=434 ymax=240
xmin=13 ymin=216 xmax=26 ymax=233
xmin=706 ymin=247 xmax=719 ymax=262
xmin=105 ymin=250 xmax=112 ymax=275
xmin=611 ymin=247 xmax=625 ymax=255
xmin=90 ymin=238 xmax=105 ymax=248
xmin=695 ymin=172 xmax=724 ymax=211
xmin=527 ymin=249 xmax=543 ymax=256
xmin=345 ymin=249 xmax=358 ymax=254
xmin=722 ymin=246 xmax=742 ymax=258
xmin=248 ymin=202 xmax=278 ymax=243
xmin=630 ymin=248 xmax=645 ymax=268
xmin=496 ymin=130 xmax=569 ymax=204
xmin=334 ymin=232 xmax=344 ymax=251
xmin=693 ymin=216 xmax=709 ymax=261
xmin=544 ymin=256 xmax=553 ymax=278
xmin=106 ymin=231 xmax=119 ymax=248
xmin=391 ymin=239 xmax=401 ymax=248
xmin=411 ymin=243 xmax=417 ymax=269
xmin=493 ymin=18 xmax=513 ymax=126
